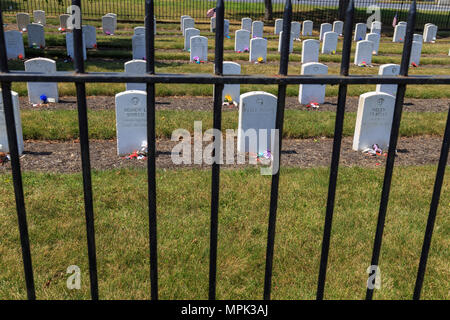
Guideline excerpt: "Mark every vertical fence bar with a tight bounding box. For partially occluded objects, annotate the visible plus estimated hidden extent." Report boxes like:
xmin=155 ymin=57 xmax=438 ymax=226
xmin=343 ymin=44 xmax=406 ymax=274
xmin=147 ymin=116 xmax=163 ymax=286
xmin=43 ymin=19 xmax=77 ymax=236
xmin=263 ymin=0 xmax=292 ymax=301
xmin=71 ymin=0 xmax=99 ymax=300
xmin=209 ymin=0 xmax=224 ymax=301
xmin=316 ymin=0 xmax=354 ymax=301
xmin=145 ymin=0 xmax=158 ymax=301
xmin=366 ymin=0 xmax=416 ymax=301
xmin=413 ymin=107 xmax=450 ymax=300
xmin=0 ymin=7 xmax=36 ymax=301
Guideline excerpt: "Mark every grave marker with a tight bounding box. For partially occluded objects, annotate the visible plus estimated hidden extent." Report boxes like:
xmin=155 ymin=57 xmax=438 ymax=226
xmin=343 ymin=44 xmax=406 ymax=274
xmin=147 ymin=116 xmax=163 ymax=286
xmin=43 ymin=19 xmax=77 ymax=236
xmin=302 ymin=20 xmax=313 ymax=36
xmin=183 ymin=18 xmax=195 ymax=36
xmin=366 ymin=32 xmax=380 ymax=55
xmin=274 ymin=19 xmax=283 ymax=35
xmin=5 ymin=30 xmax=25 ymax=60
xmin=252 ymin=21 xmax=264 ymax=38
xmin=16 ymin=13 xmax=30 ymax=31
xmin=333 ymin=20 xmax=344 ymax=35
xmin=124 ymin=60 xmax=147 ymax=91
xmin=0 ymin=90 xmax=23 ymax=155
xmin=33 ymin=10 xmax=45 ymax=25
xmin=242 ymin=18 xmax=252 ymax=32
xmin=190 ymin=36 xmax=208 ymax=62
xmin=353 ymin=92 xmax=396 ymax=151
xmin=376 ymin=64 xmax=400 ymax=96
xmin=115 ymin=90 xmax=148 ymax=155
xmin=319 ymin=23 xmax=332 ymax=41
xmin=291 ymin=22 xmax=301 ymax=39
xmin=27 ymin=23 xmax=45 ymax=48
xmin=354 ymin=23 xmax=366 ymax=41
xmin=132 ymin=34 xmax=146 ymax=60
xmin=249 ymin=37 xmax=267 ymax=62
xmin=322 ymin=31 xmax=338 ymax=54
xmin=83 ymin=25 xmax=97 ymax=48
xmin=301 ymin=39 xmax=319 ymax=63
xmin=60 ymin=14 xmax=70 ymax=30
xmin=102 ymin=15 xmax=116 ymax=35
xmin=66 ymin=31 xmax=87 ymax=60
xmin=221 ymin=62 xmax=241 ymax=104
xmin=410 ymin=40 xmax=422 ymax=66
xmin=393 ymin=24 xmax=406 ymax=42
xmin=278 ymin=31 xmax=294 ymax=53
xmin=25 ymin=58 xmax=58 ymax=104
xmin=184 ymin=28 xmax=200 ymax=51
xmin=299 ymin=62 xmax=328 ymax=104
xmin=371 ymin=21 xmax=382 ymax=35
xmin=235 ymin=29 xmax=250 ymax=52
xmin=354 ymin=40 xmax=373 ymax=65
xmin=211 ymin=17 xmax=216 ymax=32
xmin=423 ymin=24 xmax=437 ymax=42
xmin=238 ymin=91 xmax=277 ymax=154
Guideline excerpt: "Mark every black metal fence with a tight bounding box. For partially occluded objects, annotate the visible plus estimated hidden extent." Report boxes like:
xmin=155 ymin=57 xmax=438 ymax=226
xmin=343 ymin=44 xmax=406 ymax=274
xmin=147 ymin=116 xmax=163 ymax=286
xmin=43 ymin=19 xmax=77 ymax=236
xmin=0 ymin=0 xmax=449 ymax=300
xmin=1 ymin=0 xmax=450 ymax=30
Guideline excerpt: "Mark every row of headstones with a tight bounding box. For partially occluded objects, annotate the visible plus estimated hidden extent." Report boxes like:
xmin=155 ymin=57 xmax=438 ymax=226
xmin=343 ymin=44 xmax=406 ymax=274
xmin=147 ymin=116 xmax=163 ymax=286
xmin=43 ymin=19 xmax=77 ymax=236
xmin=4 ymin=25 xmax=97 ymax=60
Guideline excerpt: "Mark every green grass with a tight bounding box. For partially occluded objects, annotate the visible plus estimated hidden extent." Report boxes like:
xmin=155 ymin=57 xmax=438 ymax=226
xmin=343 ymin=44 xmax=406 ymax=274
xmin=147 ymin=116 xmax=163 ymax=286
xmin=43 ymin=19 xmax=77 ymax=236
xmin=19 ymin=109 xmax=448 ymax=141
xmin=0 ymin=166 xmax=448 ymax=299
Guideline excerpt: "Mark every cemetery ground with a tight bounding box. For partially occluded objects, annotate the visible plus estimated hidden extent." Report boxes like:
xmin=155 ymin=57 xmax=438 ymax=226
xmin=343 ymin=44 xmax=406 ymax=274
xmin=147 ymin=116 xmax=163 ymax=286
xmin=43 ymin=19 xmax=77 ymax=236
xmin=0 ymin=15 xmax=449 ymax=299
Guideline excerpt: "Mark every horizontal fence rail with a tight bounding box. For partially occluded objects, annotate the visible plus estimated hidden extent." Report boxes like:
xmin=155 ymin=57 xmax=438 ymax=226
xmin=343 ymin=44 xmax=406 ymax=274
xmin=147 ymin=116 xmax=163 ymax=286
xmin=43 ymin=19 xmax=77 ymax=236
xmin=0 ymin=0 xmax=449 ymax=301
xmin=1 ymin=0 xmax=449 ymax=29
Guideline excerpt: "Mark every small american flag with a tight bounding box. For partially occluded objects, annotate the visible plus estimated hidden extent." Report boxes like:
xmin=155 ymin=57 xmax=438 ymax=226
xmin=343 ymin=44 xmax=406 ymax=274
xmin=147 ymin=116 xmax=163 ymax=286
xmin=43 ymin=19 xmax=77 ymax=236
xmin=392 ymin=12 xmax=398 ymax=27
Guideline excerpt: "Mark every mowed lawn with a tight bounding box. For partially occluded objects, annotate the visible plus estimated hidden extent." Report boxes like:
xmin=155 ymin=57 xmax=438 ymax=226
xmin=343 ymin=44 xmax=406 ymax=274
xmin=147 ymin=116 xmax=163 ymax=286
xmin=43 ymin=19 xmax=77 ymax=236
xmin=0 ymin=166 xmax=448 ymax=300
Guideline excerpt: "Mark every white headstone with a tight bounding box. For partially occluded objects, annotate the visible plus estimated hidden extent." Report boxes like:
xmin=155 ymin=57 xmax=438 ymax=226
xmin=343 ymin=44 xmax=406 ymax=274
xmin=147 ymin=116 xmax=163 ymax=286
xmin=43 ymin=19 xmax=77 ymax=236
xmin=353 ymin=92 xmax=396 ymax=151
xmin=60 ymin=14 xmax=70 ymax=30
xmin=322 ymin=31 xmax=338 ymax=54
xmin=333 ymin=20 xmax=344 ymax=35
xmin=410 ymin=40 xmax=422 ymax=66
xmin=242 ymin=18 xmax=252 ymax=32
xmin=354 ymin=40 xmax=373 ymax=65
xmin=249 ymin=37 xmax=267 ymax=62
xmin=274 ymin=19 xmax=283 ymax=35
xmin=301 ymin=39 xmax=319 ymax=64
xmin=354 ymin=23 xmax=367 ymax=41
xmin=423 ymin=24 xmax=437 ymax=42
xmin=224 ymin=19 xmax=230 ymax=37
xmin=413 ymin=33 xmax=423 ymax=43
xmin=124 ymin=60 xmax=147 ymax=91
xmin=83 ymin=25 xmax=97 ymax=49
xmin=319 ymin=23 xmax=332 ymax=41
xmin=134 ymin=26 xmax=145 ymax=35
xmin=235 ymin=29 xmax=250 ymax=52
xmin=27 ymin=23 xmax=45 ymax=48
xmin=5 ymin=30 xmax=25 ymax=60
xmin=376 ymin=64 xmax=400 ymax=97
xmin=102 ymin=15 xmax=116 ymax=35
xmin=182 ymin=18 xmax=195 ymax=36
xmin=299 ymin=62 xmax=328 ymax=104
xmin=33 ymin=10 xmax=45 ymax=25
xmin=278 ymin=31 xmax=294 ymax=53
xmin=25 ymin=58 xmax=58 ymax=104
xmin=366 ymin=32 xmax=380 ymax=55
xmin=398 ymin=21 xmax=407 ymax=26
xmin=16 ymin=13 xmax=30 ymax=31
xmin=238 ymin=91 xmax=277 ymax=154
xmin=105 ymin=13 xmax=117 ymax=29
xmin=184 ymin=28 xmax=200 ymax=51
xmin=393 ymin=24 xmax=406 ymax=42
xmin=66 ymin=32 xmax=87 ymax=60
xmin=0 ymin=90 xmax=23 ymax=155
xmin=115 ymin=90 xmax=147 ymax=155
xmin=181 ymin=15 xmax=191 ymax=30
xmin=221 ymin=61 xmax=241 ymax=104
xmin=190 ymin=36 xmax=208 ymax=62
xmin=302 ymin=20 xmax=313 ymax=36
xmin=210 ymin=17 xmax=216 ymax=32
xmin=252 ymin=21 xmax=264 ymax=38
xmin=291 ymin=22 xmax=301 ymax=39
xmin=132 ymin=34 xmax=146 ymax=60
xmin=371 ymin=21 xmax=382 ymax=35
